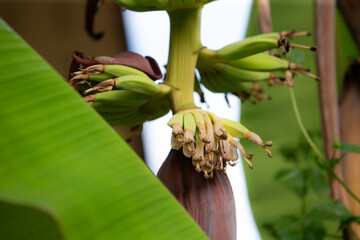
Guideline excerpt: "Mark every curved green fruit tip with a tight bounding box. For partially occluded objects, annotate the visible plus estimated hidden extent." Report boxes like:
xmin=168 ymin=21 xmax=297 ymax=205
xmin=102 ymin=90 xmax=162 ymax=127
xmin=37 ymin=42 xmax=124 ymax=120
xmin=183 ymin=112 xmax=197 ymax=135
xmin=104 ymin=64 xmax=148 ymax=78
xmin=84 ymin=90 xmax=149 ymax=107
xmin=89 ymin=72 xmax=116 ymax=82
xmin=167 ymin=112 xmax=184 ymax=129
xmin=222 ymin=64 xmax=271 ymax=82
xmin=220 ymin=118 xmax=273 ymax=158
xmin=220 ymin=118 xmax=249 ymax=139
xmin=192 ymin=111 xmax=209 ymax=143
xmin=228 ymin=53 xmax=288 ymax=72
xmin=217 ymin=38 xmax=279 ymax=61
xmin=114 ymin=75 xmax=161 ymax=96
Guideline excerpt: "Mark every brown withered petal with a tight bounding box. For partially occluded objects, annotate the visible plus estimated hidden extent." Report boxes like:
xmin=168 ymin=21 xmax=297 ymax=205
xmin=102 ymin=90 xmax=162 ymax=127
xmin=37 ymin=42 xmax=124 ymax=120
xmin=69 ymin=51 xmax=163 ymax=80
xmin=112 ymin=52 xmax=163 ymax=80
xmin=158 ymin=149 xmax=236 ymax=240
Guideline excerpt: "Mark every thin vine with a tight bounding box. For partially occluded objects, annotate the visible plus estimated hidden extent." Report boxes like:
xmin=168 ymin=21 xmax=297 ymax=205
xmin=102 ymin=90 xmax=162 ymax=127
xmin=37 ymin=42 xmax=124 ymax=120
xmin=289 ymin=87 xmax=360 ymax=204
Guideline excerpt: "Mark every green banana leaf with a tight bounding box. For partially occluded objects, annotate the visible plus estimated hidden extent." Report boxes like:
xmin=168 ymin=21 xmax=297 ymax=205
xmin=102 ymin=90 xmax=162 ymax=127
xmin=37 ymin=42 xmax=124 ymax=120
xmin=0 ymin=18 xmax=207 ymax=240
xmin=242 ymin=0 xmax=324 ymax=239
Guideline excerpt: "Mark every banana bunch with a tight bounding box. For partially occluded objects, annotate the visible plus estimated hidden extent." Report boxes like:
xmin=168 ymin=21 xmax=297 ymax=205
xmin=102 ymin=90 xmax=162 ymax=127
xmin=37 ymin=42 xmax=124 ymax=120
xmin=167 ymin=109 xmax=273 ymax=179
xmin=113 ymin=0 xmax=214 ymax=12
xmin=196 ymin=30 xmax=318 ymax=102
xmin=70 ymin=63 xmax=171 ymax=127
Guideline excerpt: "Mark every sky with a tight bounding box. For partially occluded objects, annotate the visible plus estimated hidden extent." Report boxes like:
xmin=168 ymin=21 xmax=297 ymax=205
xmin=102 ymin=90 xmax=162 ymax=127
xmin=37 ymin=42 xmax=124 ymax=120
xmin=122 ymin=1 xmax=261 ymax=239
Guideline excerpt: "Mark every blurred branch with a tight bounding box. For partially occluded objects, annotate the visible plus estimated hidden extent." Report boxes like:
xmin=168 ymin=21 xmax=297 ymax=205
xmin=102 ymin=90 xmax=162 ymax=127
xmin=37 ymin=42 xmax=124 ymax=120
xmin=339 ymin=59 xmax=360 ymax=237
xmin=337 ymin=0 xmax=360 ymax=52
xmin=314 ymin=0 xmax=351 ymax=209
xmin=256 ymin=0 xmax=273 ymax=33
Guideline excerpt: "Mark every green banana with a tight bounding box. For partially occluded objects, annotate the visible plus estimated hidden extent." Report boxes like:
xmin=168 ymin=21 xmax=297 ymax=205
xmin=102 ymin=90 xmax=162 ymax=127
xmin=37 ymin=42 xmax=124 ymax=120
xmin=182 ymin=112 xmax=197 ymax=157
xmin=169 ymin=112 xmax=184 ymax=149
xmin=182 ymin=111 xmax=196 ymax=156
xmin=219 ymin=118 xmax=249 ymax=139
xmin=79 ymin=64 xmax=148 ymax=78
xmin=216 ymin=63 xmax=273 ymax=83
xmin=84 ymin=90 xmax=149 ymax=107
xmin=84 ymin=75 xmax=160 ymax=96
xmin=103 ymin=65 xmax=148 ymax=78
xmin=199 ymin=71 xmax=270 ymax=103
xmin=199 ymin=30 xmax=315 ymax=62
xmin=252 ymin=31 xmax=311 ymax=40
xmin=227 ymin=53 xmax=289 ymax=72
xmin=200 ymin=69 xmax=262 ymax=93
xmin=201 ymin=74 xmax=231 ymax=93
xmin=167 ymin=112 xmax=182 ymax=125
xmin=167 ymin=112 xmax=184 ymax=136
xmin=200 ymin=111 xmax=216 ymax=152
xmin=198 ymin=71 xmax=224 ymax=93
xmin=100 ymin=103 xmax=169 ymax=126
xmin=206 ymin=111 xmax=227 ymax=139
xmin=88 ymin=72 xmax=115 ymax=82
xmin=192 ymin=111 xmax=209 ymax=143
xmin=115 ymin=75 xmax=160 ymax=96
xmin=167 ymin=112 xmax=183 ymax=128
xmin=198 ymin=66 xmax=234 ymax=93
xmin=217 ymin=38 xmax=281 ymax=61
xmin=183 ymin=112 xmax=196 ymax=137
xmin=69 ymin=72 xmax=115 ymax=86
xmin=220 ymin=118 xmax=273 ymax=157
xmin=194 ymin=128 xmax=201 ymax=145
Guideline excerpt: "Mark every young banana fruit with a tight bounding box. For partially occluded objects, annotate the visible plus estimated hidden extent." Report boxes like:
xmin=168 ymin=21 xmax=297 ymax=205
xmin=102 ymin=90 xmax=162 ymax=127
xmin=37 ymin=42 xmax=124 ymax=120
xmin=69 ymin=52 xmax=171 ymax=127
xmin=84 ymin=84 xmax=171 ymax=126
xmin=167 ymin=108 xmax=273 ymax=178
xmin=83 ymin=75 xmax=160 ymax=96
xmin=214 ymin=31 xmax=316 ymax=61
xmin=196 ymin=30 xmax=318 ymax=99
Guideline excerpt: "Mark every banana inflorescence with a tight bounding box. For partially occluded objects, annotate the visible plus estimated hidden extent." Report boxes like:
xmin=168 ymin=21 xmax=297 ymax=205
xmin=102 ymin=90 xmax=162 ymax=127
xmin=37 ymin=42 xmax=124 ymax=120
xmin=69 ymin=24 xmax=317 ymax=179
xmin=69 ymin=57 xmax=171 ymax=127
xmin=167 ymin=109 xmax=272 ymax=179
xmin=196 ymin=30 xmax=318 ymax=103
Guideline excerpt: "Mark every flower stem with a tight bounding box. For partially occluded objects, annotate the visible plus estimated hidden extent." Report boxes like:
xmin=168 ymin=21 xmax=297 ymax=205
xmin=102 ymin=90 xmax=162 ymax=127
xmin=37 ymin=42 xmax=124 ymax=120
xmin=289 ymin=87 xmax=360 ymax=204
xmin=288 ymin=87 xmax=323 ymax=158
xmin=329 ymin=171 xmax=360 ymax=203
xmin=165 ymin=7 xmax=202 ymax=112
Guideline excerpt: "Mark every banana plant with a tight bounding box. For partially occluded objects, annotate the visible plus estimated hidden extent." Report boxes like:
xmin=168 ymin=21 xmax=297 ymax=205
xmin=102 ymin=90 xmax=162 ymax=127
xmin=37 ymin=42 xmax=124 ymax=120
xmin=0 ymin=0 xmax=319 ymax=239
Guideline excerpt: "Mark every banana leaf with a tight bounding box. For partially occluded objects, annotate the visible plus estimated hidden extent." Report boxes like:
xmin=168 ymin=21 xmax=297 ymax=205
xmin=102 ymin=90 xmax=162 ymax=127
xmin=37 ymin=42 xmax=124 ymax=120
xmin=0 ymin=18 xmax=207 ymax=240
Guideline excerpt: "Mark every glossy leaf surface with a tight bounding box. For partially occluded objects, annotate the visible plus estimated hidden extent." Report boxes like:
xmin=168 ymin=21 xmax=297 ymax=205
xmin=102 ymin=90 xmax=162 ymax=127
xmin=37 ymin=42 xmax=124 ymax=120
xmin=0 ymin=18 xmax=207 ymax=240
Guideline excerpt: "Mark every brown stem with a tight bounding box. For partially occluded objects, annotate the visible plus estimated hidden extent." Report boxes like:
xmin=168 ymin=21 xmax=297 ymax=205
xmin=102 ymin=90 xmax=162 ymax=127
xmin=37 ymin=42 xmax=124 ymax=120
xmin=337 ymin=0 xmax=360 ymax=52
xmin=314 ymin=0 xmax=346 ymax=200
xmin=339 ymin=59 xmax=360 ymax=238
xmin=256 ymin=0 xmax=273 ymax=34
